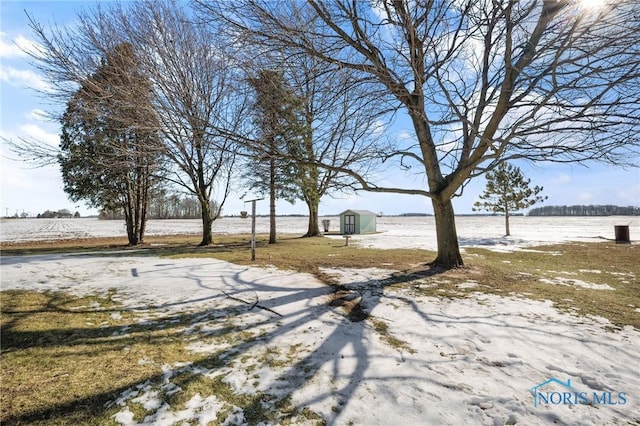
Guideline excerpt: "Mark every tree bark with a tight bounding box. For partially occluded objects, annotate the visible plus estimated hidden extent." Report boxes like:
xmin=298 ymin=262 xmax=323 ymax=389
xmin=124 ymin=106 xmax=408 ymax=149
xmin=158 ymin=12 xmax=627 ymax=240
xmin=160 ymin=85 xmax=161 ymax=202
xmin=123 ymin=193 xmax=140 ymax=246
xmin=138 ymin=168 xmax=148 ymax=243
xmin=431 ymin=197 xmax=463 ymax=268
xmin=199 ymin=200 xmax=213 ymax=246
xmin=269 ymin=155 xmax=277 ymax=244
xmin=505 ymin=208 xmax=511 ymax=237
xmin=304 ymin=197 xmax=321 ymax=237
xmin=125 ymin=218 xmax=139 ymax=245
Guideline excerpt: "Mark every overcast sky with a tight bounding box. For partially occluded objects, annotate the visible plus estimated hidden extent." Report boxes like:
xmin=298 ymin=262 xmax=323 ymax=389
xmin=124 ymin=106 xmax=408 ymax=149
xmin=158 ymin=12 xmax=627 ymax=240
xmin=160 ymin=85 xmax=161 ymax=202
xmin=1 ymin=1 xmax=639 ymax=218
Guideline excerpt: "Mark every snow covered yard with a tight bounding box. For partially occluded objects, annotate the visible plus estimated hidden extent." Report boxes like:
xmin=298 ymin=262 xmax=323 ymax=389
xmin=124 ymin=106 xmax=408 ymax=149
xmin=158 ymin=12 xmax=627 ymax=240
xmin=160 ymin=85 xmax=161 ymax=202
xmin=1 ymin=240 xmax=639 ymax=425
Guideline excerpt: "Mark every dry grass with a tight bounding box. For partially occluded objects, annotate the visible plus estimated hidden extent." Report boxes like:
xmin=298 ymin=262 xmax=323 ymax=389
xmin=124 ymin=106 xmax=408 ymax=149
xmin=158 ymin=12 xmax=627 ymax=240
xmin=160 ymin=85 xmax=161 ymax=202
xmin=0 ymin=234 xmax=203 ymax=256
xmin=3 ymin=236 xmax=638 ymax=330
xmin=393 ymin=242 xmax=640 ymax=330
xmin=1 ymin=235 xmax=638 ymax=424
xmin=370 ymin=318 xmax=416 ymax=354
xmin=189 ymin=236 xmax=640 ymax=330
xmin=0 ymin=290 xmax=322 ymax=425
xmin=473 ymin=243 xmax=640 ymax=330
xmin=0 ymin=290 xmax=187 ymax=425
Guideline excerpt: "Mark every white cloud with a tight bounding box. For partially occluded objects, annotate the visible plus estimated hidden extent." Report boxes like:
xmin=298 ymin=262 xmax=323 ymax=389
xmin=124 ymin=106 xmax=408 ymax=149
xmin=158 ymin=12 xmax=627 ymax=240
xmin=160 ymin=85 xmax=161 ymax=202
xmin=368 ymin=0 xmax=387 ymax=21
xmin=1 ymin=122 xmax=66 ymax=216
xmin=0 ymin=32 xmax=41 ymax=58
xmin=397 ymin=131 xmax=413 ymax=140
xmin=0 ymin=64 xmax=49 ymax=91
xmin=18 ymin=123 xmax=60 ymax=147
xmin=0 ymin=32 xmax=26 ymax=58
xmin=15 ymin=34 xmax=42 ymax=57
xmin=25 ymin=108 xmax=49 ymax=121
xmin=371 ymin=119 xmax=386 ymax=136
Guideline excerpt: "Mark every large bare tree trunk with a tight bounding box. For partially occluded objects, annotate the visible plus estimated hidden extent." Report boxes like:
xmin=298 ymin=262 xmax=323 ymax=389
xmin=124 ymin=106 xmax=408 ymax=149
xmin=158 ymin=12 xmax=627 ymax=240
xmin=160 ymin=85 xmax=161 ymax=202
xmin=199 ymin=199 xmax=213 ymax=246
xmin=304 ymin=197 xmax=320 ymax=237
xmin=205 ymin=0 xmax=640 ymax=269
xmin=123 ymin=179 xmax=142 ymax=246
xmin=124 ymin=201 xmax=140 ymax=246
xmin=431 ymin=197 xmax=463 ymax=268
xmin=139 ymin=167 xmax=149 ymax=243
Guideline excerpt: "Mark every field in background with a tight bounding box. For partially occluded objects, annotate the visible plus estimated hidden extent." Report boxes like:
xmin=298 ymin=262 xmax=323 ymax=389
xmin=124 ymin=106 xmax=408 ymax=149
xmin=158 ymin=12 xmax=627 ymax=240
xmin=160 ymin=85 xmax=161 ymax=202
xmin=1 ymin=216 xmax=636 ymax=250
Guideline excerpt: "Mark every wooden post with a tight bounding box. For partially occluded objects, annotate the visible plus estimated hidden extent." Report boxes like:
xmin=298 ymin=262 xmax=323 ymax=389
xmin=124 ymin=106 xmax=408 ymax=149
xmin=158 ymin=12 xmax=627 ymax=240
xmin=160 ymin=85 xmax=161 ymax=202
xmin=251 ymin=200 xmax=257 ymax=260
xmin=244 ymin=197 xmax=263 ymax=261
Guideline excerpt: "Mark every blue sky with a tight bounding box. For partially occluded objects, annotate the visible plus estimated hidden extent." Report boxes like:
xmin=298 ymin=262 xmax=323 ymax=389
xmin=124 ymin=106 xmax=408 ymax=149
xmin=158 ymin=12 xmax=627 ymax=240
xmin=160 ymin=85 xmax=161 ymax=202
xmin=1 ymin=1 xmax=639 ymax=218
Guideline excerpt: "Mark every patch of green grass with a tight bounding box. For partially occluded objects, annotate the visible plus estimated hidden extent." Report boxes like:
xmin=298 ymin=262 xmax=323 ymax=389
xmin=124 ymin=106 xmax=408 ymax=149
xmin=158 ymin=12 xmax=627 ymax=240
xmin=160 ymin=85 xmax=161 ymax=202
xmin=287 ymin=343 xmax=303 ymax=357
xmin=258 ymin=346 xmax=289 ymax=369
xmin=125 ymin=402 xmax=149 ymax=424
xmin=301 ymin=407 xmax=326 ymax=425
xmin=165 ymin=373 xmax=302 ymax=425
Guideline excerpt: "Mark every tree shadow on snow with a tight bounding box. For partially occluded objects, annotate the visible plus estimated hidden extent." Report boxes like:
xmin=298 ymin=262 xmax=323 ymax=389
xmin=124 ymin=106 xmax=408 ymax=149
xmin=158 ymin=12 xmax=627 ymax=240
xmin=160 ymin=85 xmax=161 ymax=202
xmin=2 ymin=257 xmax=638 ymax=425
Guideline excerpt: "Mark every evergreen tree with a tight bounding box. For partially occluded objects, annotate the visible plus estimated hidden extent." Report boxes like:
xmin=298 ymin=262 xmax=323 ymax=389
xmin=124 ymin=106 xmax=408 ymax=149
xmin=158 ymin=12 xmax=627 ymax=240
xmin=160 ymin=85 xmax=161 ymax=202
xmin=59 ymin=43 xmax=161 ymax=245
xmin=247 ymin=69 xmax=306 ymax=244
xmin=473 ymin=163 xmax=547 ymax=236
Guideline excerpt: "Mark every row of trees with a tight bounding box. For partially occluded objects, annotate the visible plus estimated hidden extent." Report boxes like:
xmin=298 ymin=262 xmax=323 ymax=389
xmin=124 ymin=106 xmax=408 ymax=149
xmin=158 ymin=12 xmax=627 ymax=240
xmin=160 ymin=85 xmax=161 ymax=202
xmin=8 ymin=0 xmax=640 ymax=267
xmin=100 ymin=192 xmax=220 ymax=220
xmin=36 ymin=209 xmax=78 ymax=218
xmin=12 ymin=1 xmax=379 ymax=247
xmin=529 ymin=205 xmax=640 ymax=216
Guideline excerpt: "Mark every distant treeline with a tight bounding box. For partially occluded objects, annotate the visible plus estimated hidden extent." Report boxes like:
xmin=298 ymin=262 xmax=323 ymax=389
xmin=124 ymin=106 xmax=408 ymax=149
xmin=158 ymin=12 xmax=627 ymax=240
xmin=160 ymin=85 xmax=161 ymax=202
xmin=37 ymin=209 xmax=80 ymax=218
xmin=99 ymin=192 xmax=220 ymax=220
xmin=528 ymin=205 xmax=640 ymax=216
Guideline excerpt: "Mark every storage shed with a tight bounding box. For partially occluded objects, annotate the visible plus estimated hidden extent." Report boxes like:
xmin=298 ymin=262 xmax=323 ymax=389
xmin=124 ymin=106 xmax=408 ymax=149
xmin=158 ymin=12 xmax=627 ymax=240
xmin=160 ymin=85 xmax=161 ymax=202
xmin=339 ymin=210 xmax=377 ymax=235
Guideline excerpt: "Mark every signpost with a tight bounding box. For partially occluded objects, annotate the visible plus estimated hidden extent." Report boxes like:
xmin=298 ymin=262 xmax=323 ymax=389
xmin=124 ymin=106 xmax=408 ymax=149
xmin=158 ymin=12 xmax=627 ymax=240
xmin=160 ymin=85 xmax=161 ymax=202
xmin=244 ymin=197 xmax=264 ymax=261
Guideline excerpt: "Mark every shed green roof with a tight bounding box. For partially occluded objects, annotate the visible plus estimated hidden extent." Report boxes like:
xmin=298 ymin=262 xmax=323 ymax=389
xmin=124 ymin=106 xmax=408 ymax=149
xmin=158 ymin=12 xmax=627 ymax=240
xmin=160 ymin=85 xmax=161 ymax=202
xmin=339 ymin=209 xmax=378 ymax=216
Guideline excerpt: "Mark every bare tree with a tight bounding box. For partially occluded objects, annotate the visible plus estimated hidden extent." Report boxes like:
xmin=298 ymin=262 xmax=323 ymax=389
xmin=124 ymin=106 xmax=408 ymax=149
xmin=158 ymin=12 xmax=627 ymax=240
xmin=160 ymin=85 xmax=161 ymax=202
xmin=287 ymin=56 xmax=385 ymax=237
xmin=12 ymin=1 xmax=249 ymax=246
xmin=198 ymin=3 xmax=387 ymax=238
xmin=206 ymin=0 xmax=640 ymax=267
xmin=119 ymin=1 xmax=247 ymax=246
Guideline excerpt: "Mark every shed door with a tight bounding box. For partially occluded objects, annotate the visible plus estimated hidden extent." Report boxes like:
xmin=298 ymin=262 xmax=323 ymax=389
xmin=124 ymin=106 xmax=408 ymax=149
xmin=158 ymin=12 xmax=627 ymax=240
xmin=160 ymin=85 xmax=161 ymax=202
xmin=345 ymin=215 xmax=356 ymax=234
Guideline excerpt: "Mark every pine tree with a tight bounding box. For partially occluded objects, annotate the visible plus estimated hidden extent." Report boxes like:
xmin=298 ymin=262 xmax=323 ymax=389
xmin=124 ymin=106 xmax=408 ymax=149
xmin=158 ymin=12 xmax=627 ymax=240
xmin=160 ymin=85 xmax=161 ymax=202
xmin=59 ymin=43 xmax=161 ymax=245
xmin=247 ymin=69 xmax=306 ymax=244
xmin=473 ymin=163 xmax=547 ymax=236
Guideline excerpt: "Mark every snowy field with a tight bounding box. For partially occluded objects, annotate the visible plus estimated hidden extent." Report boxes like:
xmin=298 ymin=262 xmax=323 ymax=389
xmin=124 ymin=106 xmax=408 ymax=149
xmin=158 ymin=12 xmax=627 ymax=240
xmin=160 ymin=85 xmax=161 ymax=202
xmin=1 ymin=216 xmax=639 ymax=425
xmin=1 ymin=215 xmax=636 ymax=251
